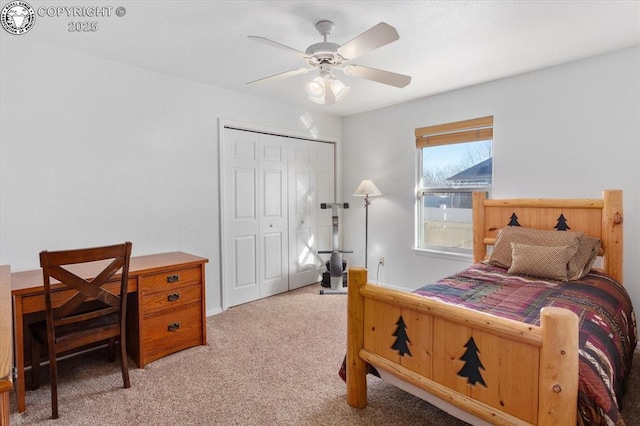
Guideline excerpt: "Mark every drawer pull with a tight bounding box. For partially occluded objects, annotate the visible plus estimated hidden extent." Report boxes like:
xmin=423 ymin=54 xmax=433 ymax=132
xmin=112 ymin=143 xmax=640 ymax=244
xmin=166 ymin=274 xmax=180 ymax=283
xmin=167 ymin=322 xmax=181 ymax=332
xmin=167 ymin=292 xmax=181 ymax=302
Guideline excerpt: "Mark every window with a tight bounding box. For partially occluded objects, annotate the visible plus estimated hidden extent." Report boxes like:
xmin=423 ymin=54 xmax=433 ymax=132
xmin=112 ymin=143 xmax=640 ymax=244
xmin=415 ymin=116 xmax=493 ymax=255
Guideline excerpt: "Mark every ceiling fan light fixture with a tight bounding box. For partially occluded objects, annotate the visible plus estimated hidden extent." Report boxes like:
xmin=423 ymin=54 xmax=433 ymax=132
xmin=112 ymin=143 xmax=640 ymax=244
xmin=305 ymin=76 xmax=325 ymax=98
xmin=307 ymin=91 xmax=327 ymax=104
xmin=329 ymin=78 xmax=351 ymax=102
xmin=306 ymin=74 xmax=350 ymax=105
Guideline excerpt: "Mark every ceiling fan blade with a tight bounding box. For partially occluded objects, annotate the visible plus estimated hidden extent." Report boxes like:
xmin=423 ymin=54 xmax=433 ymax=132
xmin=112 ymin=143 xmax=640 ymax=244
xmin=248 ymin=36 xmax=310 ymax=59
xmin=247 ymin=68 xmax=313 ymax=85
xmin=337 ymin=22 xmax=399 ymax=61
xmin=342 ymin=65 xmax=411 ymax=88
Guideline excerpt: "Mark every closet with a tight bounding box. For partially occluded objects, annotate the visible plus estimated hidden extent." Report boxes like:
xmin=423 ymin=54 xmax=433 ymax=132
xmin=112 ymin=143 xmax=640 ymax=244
xmin=221 ymin=127 xmax=335 ymax=308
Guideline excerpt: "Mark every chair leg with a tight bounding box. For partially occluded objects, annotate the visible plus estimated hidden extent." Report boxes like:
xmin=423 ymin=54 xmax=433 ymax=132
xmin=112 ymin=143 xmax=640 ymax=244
xmin=49 ymin=352 xmax=59 ymax=419
xmin=30 ymin=334 xmax=40 ymax=390
xmin=119 ymin=335 xmax=130 ymax=388
xmin=44 ymin=334 xmax=59 ymax=419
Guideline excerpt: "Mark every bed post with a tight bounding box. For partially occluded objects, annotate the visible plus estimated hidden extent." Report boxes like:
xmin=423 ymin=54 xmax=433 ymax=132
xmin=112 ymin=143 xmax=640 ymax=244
xmin=537 ymin=307 xmax=579 ymax=425
xmin=602 ymin=189 xmax=623 ymax=283
xmin=347 ymin=267 xmax=368 ymax=408
xmin=472 ymin=191 xmax=487 ymax=263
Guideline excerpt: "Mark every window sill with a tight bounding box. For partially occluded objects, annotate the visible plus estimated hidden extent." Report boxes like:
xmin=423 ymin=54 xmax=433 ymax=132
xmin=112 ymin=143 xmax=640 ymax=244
xmin=412 ymin=247 xmax=473 ymax=262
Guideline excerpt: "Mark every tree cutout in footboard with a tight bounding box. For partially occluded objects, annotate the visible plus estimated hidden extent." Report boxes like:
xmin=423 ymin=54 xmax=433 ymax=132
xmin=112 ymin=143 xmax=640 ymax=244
xmin=391 ymin=316 xmax=412 ymax=357
xmin=457 ymin=337 xmax=487 ymax=387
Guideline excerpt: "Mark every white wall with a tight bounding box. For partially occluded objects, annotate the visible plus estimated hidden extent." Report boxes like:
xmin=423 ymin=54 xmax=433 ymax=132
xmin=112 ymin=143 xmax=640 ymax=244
xmin=342 ymin=46 xmax=640 ymax=312
xmin=2 ymin=36 xmax=638 ymax=315
xmin=0 ymin=39 xmax=341 ymax=315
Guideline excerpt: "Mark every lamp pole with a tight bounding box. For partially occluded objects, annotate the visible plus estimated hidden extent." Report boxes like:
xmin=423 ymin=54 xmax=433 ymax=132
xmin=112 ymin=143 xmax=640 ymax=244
xmin=364 ymin=194 xmax=371 ymax=269
xmin=353 ymin=179 xmax=381 ymax=270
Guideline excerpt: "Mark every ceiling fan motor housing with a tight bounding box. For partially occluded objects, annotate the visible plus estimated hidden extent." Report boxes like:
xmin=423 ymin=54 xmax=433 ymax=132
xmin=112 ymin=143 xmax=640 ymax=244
xmin=305 ymin=42 xmax=344 ymax=66
xmin=305 ymin=20 xmax=345 ymax=67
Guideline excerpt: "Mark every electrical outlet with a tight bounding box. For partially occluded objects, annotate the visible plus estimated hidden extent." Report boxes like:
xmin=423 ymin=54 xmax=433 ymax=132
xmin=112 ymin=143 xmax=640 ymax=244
xmin=378 ymin=256 xmax=384 ymax=265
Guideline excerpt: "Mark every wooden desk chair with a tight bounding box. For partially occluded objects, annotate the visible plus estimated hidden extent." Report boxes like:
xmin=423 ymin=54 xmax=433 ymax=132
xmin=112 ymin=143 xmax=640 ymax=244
xmin=29 ymin=242 xmax=133 ymax=419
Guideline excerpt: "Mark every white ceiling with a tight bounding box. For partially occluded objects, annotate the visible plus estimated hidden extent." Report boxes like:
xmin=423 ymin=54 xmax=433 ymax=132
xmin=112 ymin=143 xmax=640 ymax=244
xmin=21 ymin=1 xmax=640 ymax=117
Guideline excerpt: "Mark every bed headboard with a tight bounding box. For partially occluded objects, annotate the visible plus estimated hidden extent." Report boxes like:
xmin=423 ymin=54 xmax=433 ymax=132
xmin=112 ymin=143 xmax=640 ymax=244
xmin=472 ymin=189 xmax=623 ymax=283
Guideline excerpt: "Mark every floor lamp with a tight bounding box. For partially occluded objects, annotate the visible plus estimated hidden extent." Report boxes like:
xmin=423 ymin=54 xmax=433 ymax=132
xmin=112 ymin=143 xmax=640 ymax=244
xmin=354 ymin=179 xmax=382 ymax=269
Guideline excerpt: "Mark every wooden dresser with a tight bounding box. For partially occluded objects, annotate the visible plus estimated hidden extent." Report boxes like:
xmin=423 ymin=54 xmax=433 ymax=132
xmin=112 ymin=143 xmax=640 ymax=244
xmin=11 ymin=251 xmax=208 ymax=413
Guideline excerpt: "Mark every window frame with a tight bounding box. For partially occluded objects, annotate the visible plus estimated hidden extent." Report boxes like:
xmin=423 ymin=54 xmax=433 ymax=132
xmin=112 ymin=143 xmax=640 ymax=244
xmin=415 ymin=117 xmax=494 ymax=256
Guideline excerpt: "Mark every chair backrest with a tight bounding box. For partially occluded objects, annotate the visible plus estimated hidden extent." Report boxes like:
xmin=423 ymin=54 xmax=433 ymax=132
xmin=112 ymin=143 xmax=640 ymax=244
xmin=40 ymin=242 xmax=133 ymax=328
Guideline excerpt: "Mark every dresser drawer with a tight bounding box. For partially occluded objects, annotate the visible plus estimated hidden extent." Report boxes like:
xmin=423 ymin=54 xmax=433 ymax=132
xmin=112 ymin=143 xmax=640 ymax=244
xmin=141 ymin=302 xmax=203 ymax=365
xmin=139 ymin=266 xmax=201 ymax=294
xmin=141 ymin=284 xmax=201 ymax=315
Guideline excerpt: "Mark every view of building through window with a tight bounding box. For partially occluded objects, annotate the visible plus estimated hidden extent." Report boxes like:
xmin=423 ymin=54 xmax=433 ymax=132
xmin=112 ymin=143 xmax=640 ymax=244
xmin=419 ymin=140 xmax=492 ymax=253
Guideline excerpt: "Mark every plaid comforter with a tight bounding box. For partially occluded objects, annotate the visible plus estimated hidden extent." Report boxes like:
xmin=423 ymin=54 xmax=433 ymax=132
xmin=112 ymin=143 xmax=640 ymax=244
xmin=413 ymin=262 xmax=637 ymax=426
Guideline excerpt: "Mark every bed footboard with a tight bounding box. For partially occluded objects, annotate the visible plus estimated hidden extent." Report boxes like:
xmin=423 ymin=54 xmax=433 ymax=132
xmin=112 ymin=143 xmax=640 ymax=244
xmin=346 ymin=267 xmax=579 ymax=425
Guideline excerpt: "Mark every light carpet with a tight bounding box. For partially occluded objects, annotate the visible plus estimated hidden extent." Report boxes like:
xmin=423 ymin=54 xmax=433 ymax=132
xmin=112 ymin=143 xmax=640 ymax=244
xmin=9 ymin=283 xmax=640 ymax=425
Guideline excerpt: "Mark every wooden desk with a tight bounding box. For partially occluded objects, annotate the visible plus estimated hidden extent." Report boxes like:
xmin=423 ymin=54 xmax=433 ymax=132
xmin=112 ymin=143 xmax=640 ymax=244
xmin=1 ymin=266 xmax=12 ymax=426
xmin=11 ymin=252 xmax=208 ymax=414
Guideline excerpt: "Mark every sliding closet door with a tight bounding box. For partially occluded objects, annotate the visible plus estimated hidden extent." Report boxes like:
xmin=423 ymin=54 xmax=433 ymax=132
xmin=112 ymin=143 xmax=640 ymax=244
xmin=222 ymin=129 xmax=260 ymax=307
xmin=222 ymin=129 xmax=288 ymax=307
xmin=288 ymin=141 xmax=335 ymax=290
xmin=222 ymin=127 xmax=335 ymax=307
xmin=258 ymin=135 xmax=289 ymax=298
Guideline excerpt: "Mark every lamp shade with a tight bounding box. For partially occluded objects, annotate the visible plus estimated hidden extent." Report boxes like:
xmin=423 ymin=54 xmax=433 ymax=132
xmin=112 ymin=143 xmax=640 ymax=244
xmin=305 ymin=76 xmax=325 ymax=98
xmin=353 ymin=180 xmax=382 ymax=197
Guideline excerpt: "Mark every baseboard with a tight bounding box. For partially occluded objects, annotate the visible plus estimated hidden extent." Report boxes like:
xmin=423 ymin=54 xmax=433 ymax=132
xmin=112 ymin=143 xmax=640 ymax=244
xmin=206 ymin=307 xmax=223 ymax=317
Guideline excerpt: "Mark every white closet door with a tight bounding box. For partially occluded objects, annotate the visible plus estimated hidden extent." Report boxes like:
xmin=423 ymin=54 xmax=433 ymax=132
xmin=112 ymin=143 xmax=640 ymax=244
xmin=222 ymin=128 xmax=260 ymax=307
xmin=288 ymin=141 xmax=335 ymax=290
xmin=258 ymin=134 xmax=289 ymax=298
xmin=222 ymin=127 xmax=335 ymax=306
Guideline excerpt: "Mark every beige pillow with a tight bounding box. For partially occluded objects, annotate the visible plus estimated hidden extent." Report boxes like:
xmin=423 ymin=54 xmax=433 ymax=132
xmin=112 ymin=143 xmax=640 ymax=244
xmin=571 ymin=235 xmax=601 ymax=280
xmin=489 ymin=227 xmax=583 ymax=269
xmin=508 ymin=242 xmax=579 ymax=281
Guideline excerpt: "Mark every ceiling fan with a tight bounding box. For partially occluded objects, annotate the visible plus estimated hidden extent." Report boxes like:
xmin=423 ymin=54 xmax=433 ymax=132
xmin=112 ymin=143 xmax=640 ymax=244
xmin=247 ymin=20 xmax=412 ymax=104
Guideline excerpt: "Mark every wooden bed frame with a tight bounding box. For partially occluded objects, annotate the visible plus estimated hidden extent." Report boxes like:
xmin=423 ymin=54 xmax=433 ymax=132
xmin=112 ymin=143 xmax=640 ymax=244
xmin=346 ymin=189 xmax=623 ymax=425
